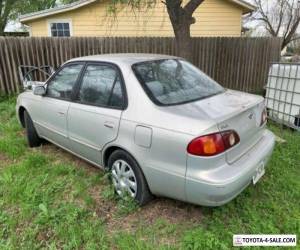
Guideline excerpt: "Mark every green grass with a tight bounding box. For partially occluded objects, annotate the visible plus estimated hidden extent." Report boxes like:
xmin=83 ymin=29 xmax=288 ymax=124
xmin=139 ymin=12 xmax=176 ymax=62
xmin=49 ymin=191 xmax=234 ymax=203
xmin=0 ymin=96 xmax=299 ymax=249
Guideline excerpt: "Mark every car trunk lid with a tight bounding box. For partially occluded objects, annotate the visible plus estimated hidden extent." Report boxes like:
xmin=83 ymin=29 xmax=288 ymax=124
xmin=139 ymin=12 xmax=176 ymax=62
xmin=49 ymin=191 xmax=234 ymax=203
xmin=199 ymin=90 xmax=266 ymax=164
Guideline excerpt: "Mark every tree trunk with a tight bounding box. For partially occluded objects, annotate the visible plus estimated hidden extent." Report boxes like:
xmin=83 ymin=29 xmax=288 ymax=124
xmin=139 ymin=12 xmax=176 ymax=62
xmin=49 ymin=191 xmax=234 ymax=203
xmin=281 ymin=19 xmax=300 ymax=50
xmin=0 ymin=20 xmax=6 ymax=36
xmin=282 ymin=35 xmax=295 ymax=50
xmin=166 ymin=0 xmax=194 ymax=61
xmin=173 ymin=23 xmax=193 ymax=61
xmin=281 ymin=39 xmax=289 ymax=50
xmin=0 ymin=15 xmax=9 ymax=36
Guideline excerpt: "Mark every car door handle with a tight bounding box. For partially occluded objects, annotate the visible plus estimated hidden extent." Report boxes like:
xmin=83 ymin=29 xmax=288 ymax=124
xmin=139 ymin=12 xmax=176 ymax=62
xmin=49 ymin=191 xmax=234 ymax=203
xmin=58 ymin=111 xmax=65 ymax=115
xmin=104 ymin=122 xmax=115 ymax=129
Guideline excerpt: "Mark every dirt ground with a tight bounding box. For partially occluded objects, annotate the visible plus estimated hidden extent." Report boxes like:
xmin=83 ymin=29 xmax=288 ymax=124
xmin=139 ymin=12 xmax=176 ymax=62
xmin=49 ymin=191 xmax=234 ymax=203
xmin=39 ymin=142 xmax=203 ymax=231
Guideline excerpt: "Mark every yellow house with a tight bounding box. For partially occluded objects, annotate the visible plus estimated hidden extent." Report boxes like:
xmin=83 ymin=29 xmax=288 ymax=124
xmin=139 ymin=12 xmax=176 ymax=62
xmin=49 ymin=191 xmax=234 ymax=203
xmin=19 ymin=0 xmax=255 ymax=37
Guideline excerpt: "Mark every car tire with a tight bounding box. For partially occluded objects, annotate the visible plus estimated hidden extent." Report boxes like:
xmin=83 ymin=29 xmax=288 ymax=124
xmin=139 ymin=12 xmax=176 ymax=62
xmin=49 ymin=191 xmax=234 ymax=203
xmin=108 ymin=149 xmax=153 ymax=206
xmin=24 ymin=110 xmax=42 ymax=148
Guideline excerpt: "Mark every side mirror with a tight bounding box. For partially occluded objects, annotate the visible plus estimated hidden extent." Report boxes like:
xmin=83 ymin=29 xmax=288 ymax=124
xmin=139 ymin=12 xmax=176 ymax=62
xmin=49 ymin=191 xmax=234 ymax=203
xmin=33 ymin=85 xmax=46 ymax=96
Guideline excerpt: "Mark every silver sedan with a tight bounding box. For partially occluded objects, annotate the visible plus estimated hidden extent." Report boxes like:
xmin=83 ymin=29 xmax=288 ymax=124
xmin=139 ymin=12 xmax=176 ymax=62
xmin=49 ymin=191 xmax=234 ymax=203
xmin=16 ymin=54 xmax=275 ymax=206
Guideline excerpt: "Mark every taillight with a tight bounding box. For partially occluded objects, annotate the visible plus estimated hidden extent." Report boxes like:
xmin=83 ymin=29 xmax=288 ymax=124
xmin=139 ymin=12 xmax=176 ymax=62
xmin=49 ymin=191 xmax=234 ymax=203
xmin=187 ymin=130 xmax=240 ymax=157
xmin=261 ymin=108 xmax=267 ymax=126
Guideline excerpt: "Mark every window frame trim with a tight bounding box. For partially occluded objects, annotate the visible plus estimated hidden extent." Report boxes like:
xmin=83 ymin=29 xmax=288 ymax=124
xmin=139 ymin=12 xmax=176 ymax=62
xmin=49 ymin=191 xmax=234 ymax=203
xmin=44 ymin=62 xmax=86 ymax=101
xmin=72 ymin=61 xmax=128 ymax=111
xmin=47 ymin=18 xmax=73 ymax=37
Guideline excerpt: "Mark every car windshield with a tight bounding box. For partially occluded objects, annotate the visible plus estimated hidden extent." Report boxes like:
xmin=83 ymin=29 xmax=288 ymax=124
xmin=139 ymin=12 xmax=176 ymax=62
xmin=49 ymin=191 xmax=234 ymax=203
xmin=132 ymin=59 xmax=224 ymax=106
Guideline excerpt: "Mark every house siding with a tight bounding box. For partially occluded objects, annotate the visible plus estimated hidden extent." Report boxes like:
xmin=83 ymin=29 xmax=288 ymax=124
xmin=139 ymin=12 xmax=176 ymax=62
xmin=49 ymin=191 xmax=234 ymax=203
xmin=25 ymin=0 xmax=243 ymax=37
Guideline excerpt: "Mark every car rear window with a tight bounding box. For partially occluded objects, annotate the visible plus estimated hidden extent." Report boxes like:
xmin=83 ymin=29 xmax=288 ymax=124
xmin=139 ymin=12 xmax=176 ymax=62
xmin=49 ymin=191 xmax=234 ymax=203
xmin=132 ymin=59 xmax=224 ymax=106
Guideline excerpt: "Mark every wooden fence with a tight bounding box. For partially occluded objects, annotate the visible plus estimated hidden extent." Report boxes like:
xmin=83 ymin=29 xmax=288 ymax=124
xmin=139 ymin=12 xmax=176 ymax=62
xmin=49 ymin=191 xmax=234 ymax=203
xmin=0 ymin=37 xmax=281 ymax=95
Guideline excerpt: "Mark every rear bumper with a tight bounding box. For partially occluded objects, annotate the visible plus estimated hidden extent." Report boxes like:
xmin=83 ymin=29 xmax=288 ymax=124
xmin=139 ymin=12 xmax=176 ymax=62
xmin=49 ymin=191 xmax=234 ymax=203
xmin=185 ymin=129 xmax=275 ymax=206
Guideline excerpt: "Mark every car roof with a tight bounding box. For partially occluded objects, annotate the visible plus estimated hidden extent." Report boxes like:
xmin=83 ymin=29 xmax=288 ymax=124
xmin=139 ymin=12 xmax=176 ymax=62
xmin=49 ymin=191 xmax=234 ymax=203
xmin=67 ymin=53 xmax=180 ymax=65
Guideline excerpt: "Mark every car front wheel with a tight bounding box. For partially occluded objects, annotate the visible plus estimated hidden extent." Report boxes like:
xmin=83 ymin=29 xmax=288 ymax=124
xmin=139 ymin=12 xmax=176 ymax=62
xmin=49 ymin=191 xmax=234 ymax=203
xmin=108 ymin=150 xmax=152 ymax=205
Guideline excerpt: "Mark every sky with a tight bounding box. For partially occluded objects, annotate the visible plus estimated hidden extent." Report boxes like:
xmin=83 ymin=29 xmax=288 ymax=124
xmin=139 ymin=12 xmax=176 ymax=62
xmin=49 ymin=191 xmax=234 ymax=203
xmin=5 ymin=21 xmax=24 ymax=32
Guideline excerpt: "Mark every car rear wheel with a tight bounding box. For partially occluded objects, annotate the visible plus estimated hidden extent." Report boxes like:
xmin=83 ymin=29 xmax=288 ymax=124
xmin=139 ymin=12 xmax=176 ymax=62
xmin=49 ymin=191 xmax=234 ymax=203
xmin=108 ymin=150 xmax=153 ymax=205
xmin=24 ymin=110 xmax=42 ymax=148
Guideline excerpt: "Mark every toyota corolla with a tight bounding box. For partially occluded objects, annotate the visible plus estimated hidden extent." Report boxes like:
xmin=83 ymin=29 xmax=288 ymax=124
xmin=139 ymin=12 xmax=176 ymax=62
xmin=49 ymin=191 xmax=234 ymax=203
xmin=16 ymin=54 xmax=275 ymax=206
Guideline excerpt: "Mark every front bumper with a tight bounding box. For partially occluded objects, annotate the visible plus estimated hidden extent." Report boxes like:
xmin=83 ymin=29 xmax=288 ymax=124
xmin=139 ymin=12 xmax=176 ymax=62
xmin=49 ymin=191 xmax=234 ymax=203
xmin=185 ymin=129 xmax=275 ymax=206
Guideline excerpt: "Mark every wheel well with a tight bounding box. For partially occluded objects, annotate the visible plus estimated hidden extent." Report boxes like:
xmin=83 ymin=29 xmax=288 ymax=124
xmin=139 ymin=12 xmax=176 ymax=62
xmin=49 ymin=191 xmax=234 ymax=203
xmin=103 ymin=146 xmax=123 ymax=168
xmin=103 ymin=145 xmax=153 ymax=199
xmin=18 ymin=106 xmax=26 ymax=128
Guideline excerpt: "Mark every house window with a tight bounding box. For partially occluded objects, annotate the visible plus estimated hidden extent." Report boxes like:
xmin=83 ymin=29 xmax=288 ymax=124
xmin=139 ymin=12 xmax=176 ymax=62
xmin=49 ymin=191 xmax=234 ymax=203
xmin=49 ymin=21 xmax=71 ymax=37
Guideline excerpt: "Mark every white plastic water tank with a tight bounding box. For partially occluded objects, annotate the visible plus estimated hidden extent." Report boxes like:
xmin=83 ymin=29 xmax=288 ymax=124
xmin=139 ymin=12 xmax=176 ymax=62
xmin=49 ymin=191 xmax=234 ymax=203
xmin=265 ymin=63 xmax=300 ymax=129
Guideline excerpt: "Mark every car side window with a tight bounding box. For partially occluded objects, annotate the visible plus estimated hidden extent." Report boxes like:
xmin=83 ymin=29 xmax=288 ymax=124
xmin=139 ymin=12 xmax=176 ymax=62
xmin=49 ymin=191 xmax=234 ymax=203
xmin=78 ymin=64 xmax=125 ymax=109
xmin=46 ymin=64 xmax=83 ymax=100
xmin=109 ymin=76 xmax=124 ymax=108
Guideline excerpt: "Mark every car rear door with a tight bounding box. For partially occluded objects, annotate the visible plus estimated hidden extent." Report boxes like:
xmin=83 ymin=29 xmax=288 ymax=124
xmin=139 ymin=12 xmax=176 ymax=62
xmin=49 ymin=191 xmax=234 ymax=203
xmin=67 ymin=62 xmax=127 ymax=165
xmin=32 ymin=63 xmax=85 ymax=148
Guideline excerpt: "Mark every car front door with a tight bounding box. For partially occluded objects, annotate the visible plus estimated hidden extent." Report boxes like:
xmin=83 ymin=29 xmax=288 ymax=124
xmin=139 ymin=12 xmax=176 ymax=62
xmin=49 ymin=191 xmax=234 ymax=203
xmin=67 ymin=63 xmax=127 ymax=165
xmin=32 ymin=63 xmax=85 ymax=148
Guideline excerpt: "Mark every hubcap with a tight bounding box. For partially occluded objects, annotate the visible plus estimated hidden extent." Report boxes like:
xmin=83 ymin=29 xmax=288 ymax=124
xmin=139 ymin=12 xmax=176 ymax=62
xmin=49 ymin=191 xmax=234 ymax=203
xmin=111 ymin=159 xmax=137 ymax=198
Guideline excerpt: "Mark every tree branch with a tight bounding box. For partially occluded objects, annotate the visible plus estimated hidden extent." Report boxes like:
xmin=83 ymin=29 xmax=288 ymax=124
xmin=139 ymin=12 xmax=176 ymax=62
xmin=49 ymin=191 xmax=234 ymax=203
xmin=253 ymin=0 xmax=277 ymax=36
xmin=283 ymin=17 xmax=300 ymax=47
xmin=282 ymin=2 xmax=295 ymax=40
xmin=184 ymin=0 xmax=204 ymax=15
xmin=275 ymin=0 xmax=285 ymax=36
xmin=0 ymin=0 xmax=3 ymax=17
xmin=289 ymin=36 xmax=300 ymax=42
xmin=248 ymin=0 xmax=300 ymax=49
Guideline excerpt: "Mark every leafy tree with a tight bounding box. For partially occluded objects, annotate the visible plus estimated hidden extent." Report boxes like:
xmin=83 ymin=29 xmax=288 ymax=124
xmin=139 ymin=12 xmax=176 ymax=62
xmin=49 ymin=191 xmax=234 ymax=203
xmin=15 ymin=0 xmax=57 ymax=15
xmin=0 ymin=0 xmax=73 ymax=35
xmin=0 ymin=0 xmax=14 ymax=35
xmin=109 ymin=0 xmax=205 ymax=60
